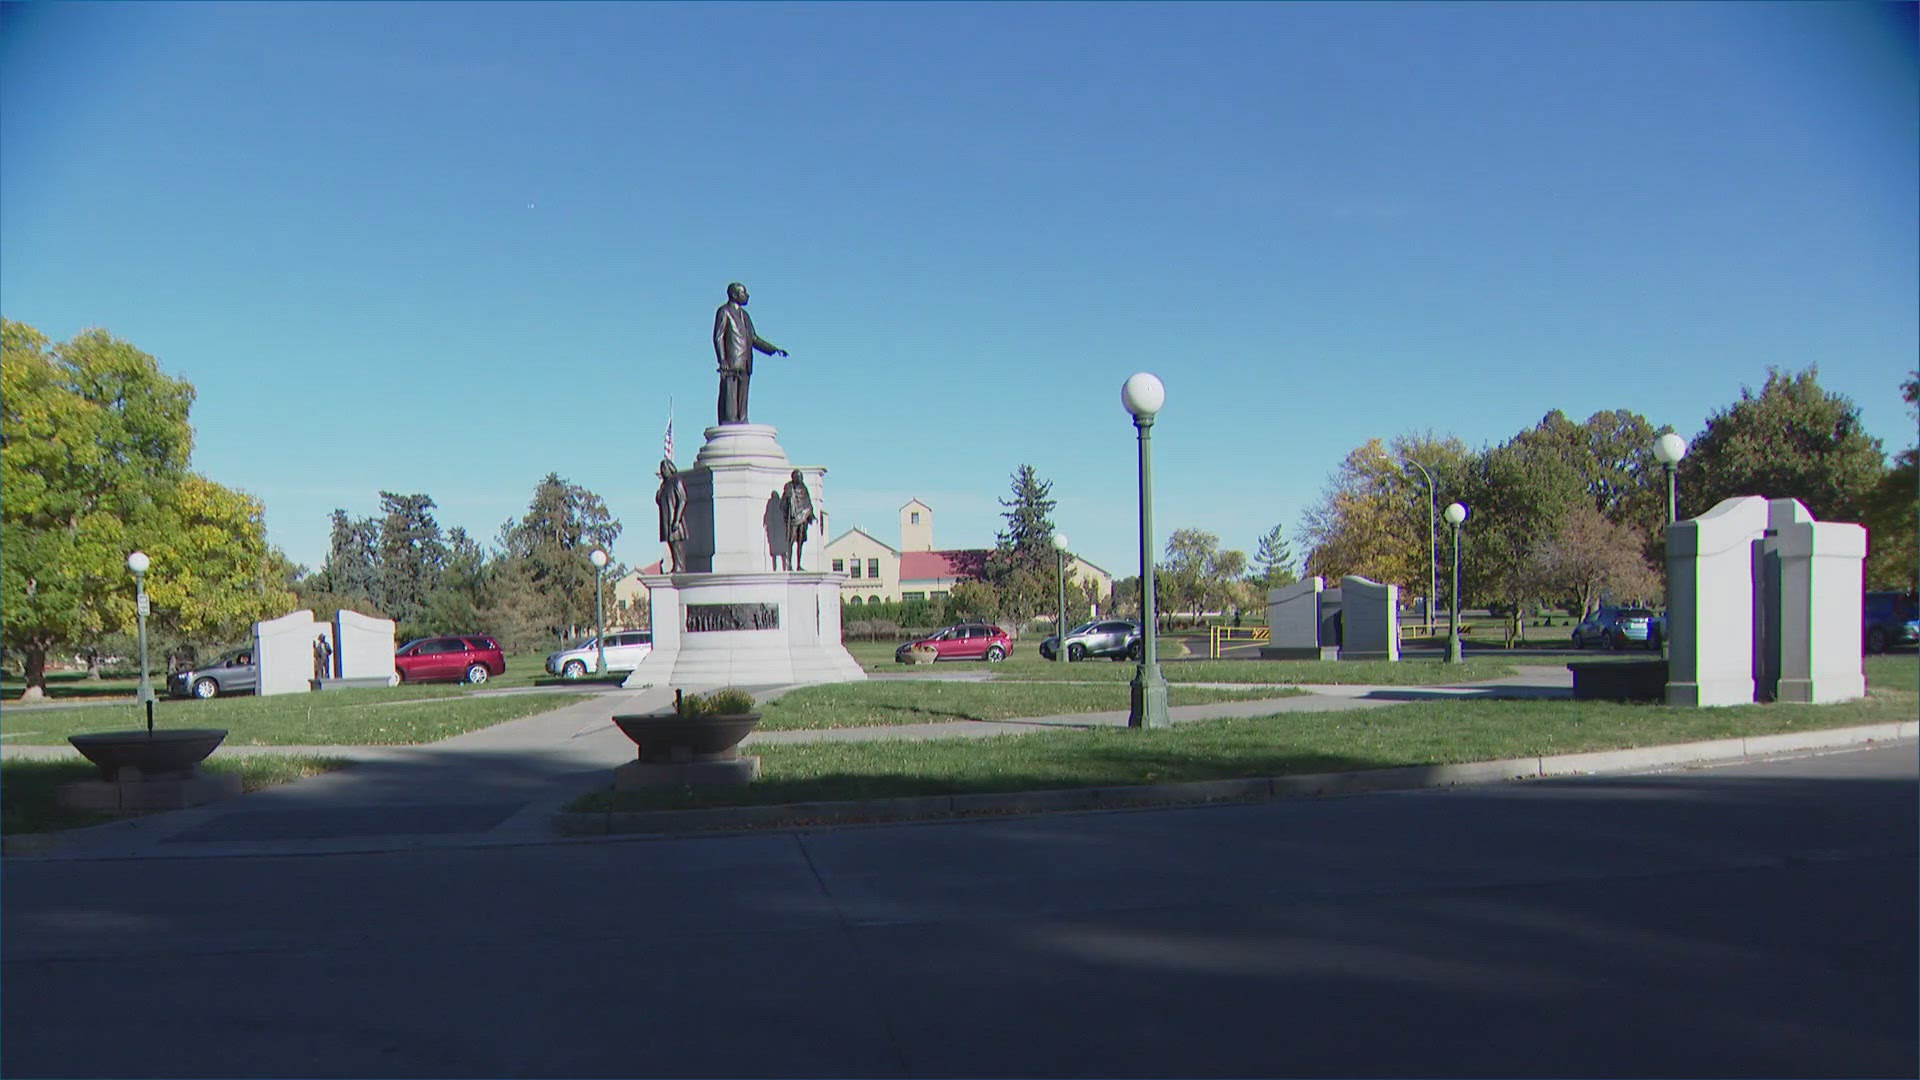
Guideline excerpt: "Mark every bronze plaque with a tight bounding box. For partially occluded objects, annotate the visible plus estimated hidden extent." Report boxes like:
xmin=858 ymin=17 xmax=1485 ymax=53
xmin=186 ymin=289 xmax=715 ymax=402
xmin=686 ymin=603 xmax=780 ymax=633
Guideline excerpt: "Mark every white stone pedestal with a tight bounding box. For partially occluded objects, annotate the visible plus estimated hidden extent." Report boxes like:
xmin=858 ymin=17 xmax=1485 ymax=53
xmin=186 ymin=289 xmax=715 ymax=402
xmin=621 ymin=571 xmax=866 ymax=689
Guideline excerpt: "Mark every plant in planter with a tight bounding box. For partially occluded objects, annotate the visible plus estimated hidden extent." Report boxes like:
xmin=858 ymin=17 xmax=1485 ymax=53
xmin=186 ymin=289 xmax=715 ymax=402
xmin=611 ymin=687 xmax=763 ymax=788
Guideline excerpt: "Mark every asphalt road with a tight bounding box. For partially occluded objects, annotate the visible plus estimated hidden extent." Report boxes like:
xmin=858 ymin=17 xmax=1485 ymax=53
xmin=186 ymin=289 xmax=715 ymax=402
xmin=4 ymin=742 xmax=1913 ymax=1079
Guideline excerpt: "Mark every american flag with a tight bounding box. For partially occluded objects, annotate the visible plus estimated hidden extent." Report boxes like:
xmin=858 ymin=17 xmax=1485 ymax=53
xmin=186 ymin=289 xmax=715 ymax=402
xmin=662 ymin=405 xmax=674 ymax=462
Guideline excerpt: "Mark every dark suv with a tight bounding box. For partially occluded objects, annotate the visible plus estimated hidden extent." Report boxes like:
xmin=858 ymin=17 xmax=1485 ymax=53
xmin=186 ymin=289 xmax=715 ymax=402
xmin=1863 ymin=591 xmax=1919 ymax=654
xmin=394 ymin=635 xmax=506 ymax=684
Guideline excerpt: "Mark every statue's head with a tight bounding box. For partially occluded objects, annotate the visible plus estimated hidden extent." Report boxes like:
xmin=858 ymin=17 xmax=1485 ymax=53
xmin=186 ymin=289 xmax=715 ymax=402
xmin=790 ymin=469 xmax=803 ymax=483
xmin=727 ymin=282 xmax=748 ymax=305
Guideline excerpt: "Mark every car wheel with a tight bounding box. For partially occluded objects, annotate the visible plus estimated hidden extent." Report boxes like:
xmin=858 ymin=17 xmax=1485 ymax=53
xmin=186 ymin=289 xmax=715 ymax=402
xmin=1866 ymin=627 xmax=1889 ymax=654
xmin=562 ymin=659 xmax=587 ymax=680
xmin=394 ymin=668 xmax=407 ymax=683
xmin=984 ymin=645 xmax=1006 ymax=662
xmin=465 ymin=663 xmax=490 ymax=685
xmin=192 ymin=677 xmax=219 ymax=700
xmin=1067 ymin=643 xmax=1087 ymax=662
xmin=1128 ymin=641 xmax=1144 ymax=661
xmin=1570 ymin=631 xmax=1584 ymax=650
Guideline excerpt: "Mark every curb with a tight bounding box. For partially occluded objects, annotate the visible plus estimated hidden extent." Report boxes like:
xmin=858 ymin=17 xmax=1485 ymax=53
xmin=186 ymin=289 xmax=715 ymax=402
xmin=554 ymin=721 xmax=1919 ymax=837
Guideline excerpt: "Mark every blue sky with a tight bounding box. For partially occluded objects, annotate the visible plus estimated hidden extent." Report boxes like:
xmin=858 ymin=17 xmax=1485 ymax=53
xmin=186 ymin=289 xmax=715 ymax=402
xmin=4 ymin=1 xmax=1915 ymax=580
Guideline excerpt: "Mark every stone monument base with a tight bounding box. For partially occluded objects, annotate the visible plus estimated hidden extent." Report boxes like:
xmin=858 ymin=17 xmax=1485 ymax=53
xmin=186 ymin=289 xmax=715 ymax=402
xmin=614 ymin=756 xmax=761 ymax=790
xmin=1262 ymin=645 xmax=1340 ymax=661
xmin=622 ymin=571 xmax=866 ymax=690
xmin=58 ymin=771 xmax=243 ymax=812
xmin=310 ymin=676 xmax=398 ymax=691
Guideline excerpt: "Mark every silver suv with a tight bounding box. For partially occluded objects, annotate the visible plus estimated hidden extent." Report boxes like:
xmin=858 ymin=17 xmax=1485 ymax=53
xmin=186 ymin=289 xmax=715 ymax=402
xmin=1039 ymin=619 xmax=1144 ymax=662
xmin=167 ymin=646 xmax=258 ymax=699
xmin=546 ymin=630 xmax=653 ymax=679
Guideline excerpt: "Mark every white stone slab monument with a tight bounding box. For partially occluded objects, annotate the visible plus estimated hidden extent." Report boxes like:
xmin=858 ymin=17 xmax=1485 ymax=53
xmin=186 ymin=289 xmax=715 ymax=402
xmin=1339 ymin=575 xmax=1401 ymax=661
xmin=325 ymin=609 xmax=398 ymax=689
xmin=253 ymin=610 xmax=326 ymax=697
xmin=1665 ymin=495 xmax=1865 ymax=707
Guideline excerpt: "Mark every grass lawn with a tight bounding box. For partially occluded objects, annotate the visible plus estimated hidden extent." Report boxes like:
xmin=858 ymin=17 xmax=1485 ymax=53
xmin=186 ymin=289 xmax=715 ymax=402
xmin=757 ymin=681 xmax=1305 ymax=731
xmin=577 ymin=662 xmax=1919 ymax=813
xmin=2 ymin=755 xmax=351 ymax=835
xmin=0 ymin=688 xmax=591 ymax=747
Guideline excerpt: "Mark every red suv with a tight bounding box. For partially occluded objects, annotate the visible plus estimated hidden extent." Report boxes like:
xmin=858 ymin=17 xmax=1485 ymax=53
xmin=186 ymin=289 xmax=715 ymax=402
xmin=895 ymin=623 xmax=1011 ymax=663
xmin=394 ymin=635 xmax=506 ymax=684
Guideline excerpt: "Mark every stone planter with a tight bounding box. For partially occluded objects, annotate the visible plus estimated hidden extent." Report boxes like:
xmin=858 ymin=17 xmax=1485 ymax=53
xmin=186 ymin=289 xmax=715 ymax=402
xmin=60 ymin=729 xmax=241 ymax=811
xmin=1567 ymin=659 xmax=1668 ymax=702
xmin=610 ymin=712 xmax=763 ymax=789
xmin=906 ymin=645 xmax=939 ymax=665
xmin=68 ymin=728 xmax=229 ymax=781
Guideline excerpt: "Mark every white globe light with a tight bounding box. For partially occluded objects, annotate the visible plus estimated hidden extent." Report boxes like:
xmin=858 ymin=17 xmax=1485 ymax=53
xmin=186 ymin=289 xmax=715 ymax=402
xmin=1653 ymin=432 xmax=1689 ymax=465
xmin=1444 ymin=502 xmax=1468 ymax=526
xmin=589 ymin=548 xmax=609 ymax=568
xmin=1054 ymin=533 xmax=1070 ymax=550
xmin=1120 ymin=372 xmax=1165 ymax=419
xmin=126 ymin=551 xmax=151 ymax=574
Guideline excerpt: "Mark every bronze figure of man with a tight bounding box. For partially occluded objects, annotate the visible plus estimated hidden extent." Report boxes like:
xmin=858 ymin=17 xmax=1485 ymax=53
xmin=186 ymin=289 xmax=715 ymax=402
xmin=712 ymin=282 xmax=788 ymax=425
xmin=778 ymin=470 xmax=815 ymax=570
xmin=656 ymin=459 xmax=689 ymax=572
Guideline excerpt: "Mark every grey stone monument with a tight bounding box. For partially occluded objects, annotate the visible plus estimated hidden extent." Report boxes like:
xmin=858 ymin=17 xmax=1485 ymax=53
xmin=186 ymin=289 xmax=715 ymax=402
xmin=1338 ymin=575 xmax=1401 ymax=661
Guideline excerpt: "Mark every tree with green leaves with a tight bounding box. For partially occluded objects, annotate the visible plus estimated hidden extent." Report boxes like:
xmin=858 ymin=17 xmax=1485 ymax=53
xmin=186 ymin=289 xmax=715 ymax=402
xmin=984 ymin=465 xmax=1058 ymax=624
xmin=1861 ymin=372 xmax=1917 ymax=590
xmin=1249 ymin=523 xmax=1298 ymax=595
xmin=496 ymin=473 xmax=621 ymax=642
xmin=2 ymin=320 xmax=292 ymax=697
xmin=1677 ymin=367 xmax=1886 ymax=523
xmin=374 ymin=491 xmax=448 ymax=631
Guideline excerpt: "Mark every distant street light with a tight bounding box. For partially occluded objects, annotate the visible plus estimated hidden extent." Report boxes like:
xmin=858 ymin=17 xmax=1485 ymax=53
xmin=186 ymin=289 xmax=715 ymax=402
xmin=1402 ymin=457 xmax=1438 ymax=635
xmin=1653 ymin=432 xmax=1689 ymax=524
xmin=1444 ymin=503 xmax=1468 ymax=665
xmin=1651 ymin=433 xmax=1689 ymax=660
xmin=589 ymin=548 xmax=610 ymax=675
xmin=1122 ymin=373 xmax=1170 ymax=728
xmin=127 ymin=550 xmax=155 ymax=731
xmin=1054 ymin=532 xmax=1072 ymax=663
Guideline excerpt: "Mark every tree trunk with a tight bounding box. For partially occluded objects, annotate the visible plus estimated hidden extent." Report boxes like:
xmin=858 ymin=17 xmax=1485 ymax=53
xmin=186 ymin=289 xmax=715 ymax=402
xmin=20 ymin=646 xmax=48 ymax=702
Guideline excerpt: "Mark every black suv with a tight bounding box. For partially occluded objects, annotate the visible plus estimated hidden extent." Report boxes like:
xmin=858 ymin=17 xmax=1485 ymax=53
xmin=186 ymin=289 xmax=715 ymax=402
xmin=1863 ymin=591 xmax=1918 ymax=654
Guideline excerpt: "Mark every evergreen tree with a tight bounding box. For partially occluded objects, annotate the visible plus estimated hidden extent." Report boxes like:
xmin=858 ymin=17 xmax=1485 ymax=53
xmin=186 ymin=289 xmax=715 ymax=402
xmin=985 ymin=465 xmax=1058 ymax=624
xmin=497 ymin=473 xmax=621 ymax=640
xmin=1250 ymin=523 xmax=1297 ymax=593
xmin=375 ymin=491 xmax=447 ymax=631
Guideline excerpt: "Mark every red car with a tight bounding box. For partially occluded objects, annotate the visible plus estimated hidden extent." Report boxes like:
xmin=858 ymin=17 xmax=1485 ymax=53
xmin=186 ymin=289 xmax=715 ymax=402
xmin=895 ymin=623 xmax=1012 ymax=663
xmin=394 ymin=635 xmax=506 ymax=684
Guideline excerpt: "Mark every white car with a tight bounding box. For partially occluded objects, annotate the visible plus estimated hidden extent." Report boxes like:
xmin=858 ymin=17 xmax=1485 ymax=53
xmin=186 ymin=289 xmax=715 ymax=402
xmin=545 ymin=630 xmax=653 ymax=679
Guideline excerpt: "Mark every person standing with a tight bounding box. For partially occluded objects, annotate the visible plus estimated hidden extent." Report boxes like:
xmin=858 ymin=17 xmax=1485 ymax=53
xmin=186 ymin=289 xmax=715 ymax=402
xmin=712 ymin=282 xmax=788 ymax=425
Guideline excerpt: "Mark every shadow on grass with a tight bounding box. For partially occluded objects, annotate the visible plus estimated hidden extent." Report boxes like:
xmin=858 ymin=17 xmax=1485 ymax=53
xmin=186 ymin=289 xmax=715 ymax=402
xmin=2 ymin=675 xmax=144 ymax=703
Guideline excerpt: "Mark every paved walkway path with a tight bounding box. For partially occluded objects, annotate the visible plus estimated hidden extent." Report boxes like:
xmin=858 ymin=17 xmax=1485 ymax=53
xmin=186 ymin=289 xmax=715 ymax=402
xmin=5 ymin=667 xmax=1576 ymax=859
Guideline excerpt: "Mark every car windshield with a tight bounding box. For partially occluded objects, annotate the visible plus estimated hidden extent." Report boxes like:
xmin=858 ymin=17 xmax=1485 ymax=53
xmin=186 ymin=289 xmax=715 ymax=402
xmin=1618 ymin=609 xmax=1654 ymax=619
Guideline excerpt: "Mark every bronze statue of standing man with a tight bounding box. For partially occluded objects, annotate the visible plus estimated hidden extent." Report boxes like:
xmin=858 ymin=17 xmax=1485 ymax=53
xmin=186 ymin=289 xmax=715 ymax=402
xmin=713 ymin=282 xmax=788 ymax=425
xmin=777 ymin=469 xmax=815 ymax=571
xmin=656 ymin=459 xmax=688 ymax=573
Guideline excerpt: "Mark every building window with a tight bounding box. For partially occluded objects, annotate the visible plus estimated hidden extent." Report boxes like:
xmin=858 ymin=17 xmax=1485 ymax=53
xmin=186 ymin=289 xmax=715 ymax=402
xmin=847 ymin=596 xmax=862 ymax=607
xmin=867 ymin=558 xmax=880 ymax=578
xmin=910 ymin=512 xmax=920 ymax=524
xmin=850 ymin=560 xmax=862 ymax=578
xmin=832 ymin=558 xmax=844 ymax=573
xmin=903 ymin=591 xmax=926 ymax=603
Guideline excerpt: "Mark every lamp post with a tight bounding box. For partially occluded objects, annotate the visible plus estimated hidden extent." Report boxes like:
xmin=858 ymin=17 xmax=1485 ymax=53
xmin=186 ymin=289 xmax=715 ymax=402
xmin=589 ymin=548 xmax=609 ymax=675
xmin=1402 ymin=458 xmax=1437 ymax=634
xmin=1122 ymin=373 xmax=1170 ymax=728
xmin=1054 ymin=532 xmax=1071 ymax=663
xmin=127 ymin=550 xmax=155 ymax=732
xmin=1653 ymin=432 xmax=1688 ymax=525
xmin=1651 ymin=433 xmax=1689 ymax=660
xmin=1444 ymin=503 xmax=1468 ymax=664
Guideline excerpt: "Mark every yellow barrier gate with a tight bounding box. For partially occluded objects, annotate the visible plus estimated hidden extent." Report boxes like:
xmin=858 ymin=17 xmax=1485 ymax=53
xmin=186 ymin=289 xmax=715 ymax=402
xmin=1208 ymin=625 xmax=1270 ymax=659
